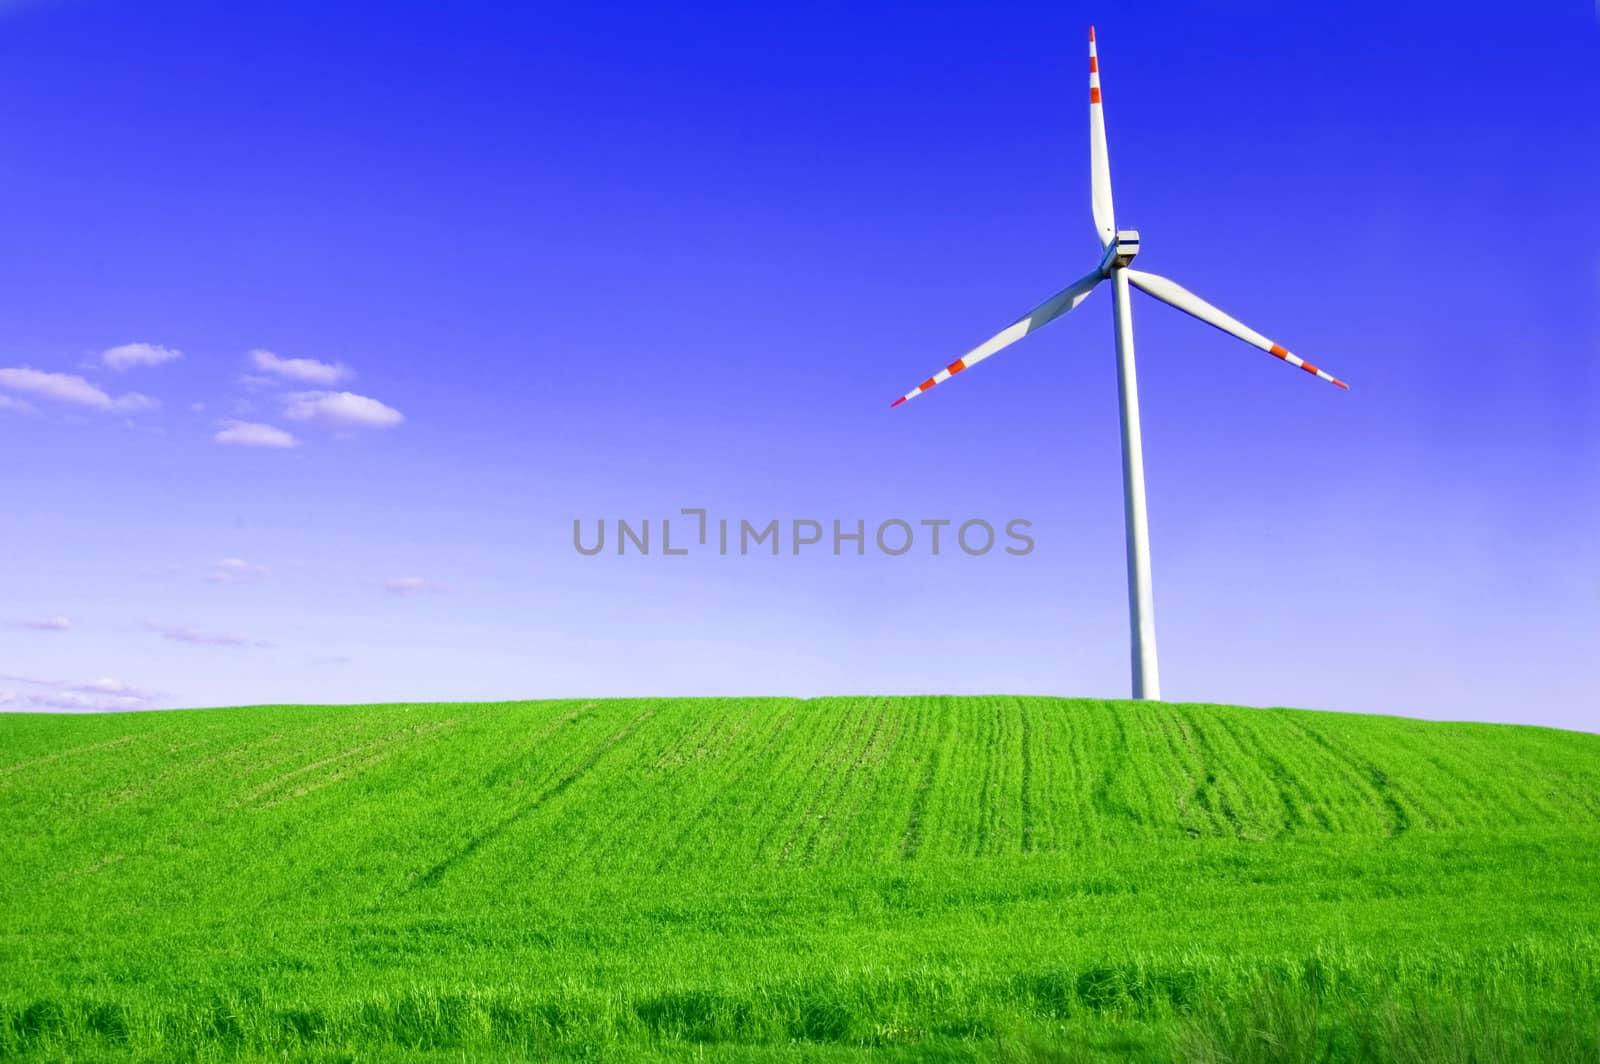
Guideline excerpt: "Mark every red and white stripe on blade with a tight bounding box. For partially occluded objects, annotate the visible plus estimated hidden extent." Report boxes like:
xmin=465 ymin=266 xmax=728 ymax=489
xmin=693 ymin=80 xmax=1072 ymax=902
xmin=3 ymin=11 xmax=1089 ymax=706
xmin=891 ymin=269 xmax=1104 ymax=407
xmin=1089 ymin=27 xmax=1115 ymax=248
xmin=1124 ymin=269 xmax=1350 ymax=389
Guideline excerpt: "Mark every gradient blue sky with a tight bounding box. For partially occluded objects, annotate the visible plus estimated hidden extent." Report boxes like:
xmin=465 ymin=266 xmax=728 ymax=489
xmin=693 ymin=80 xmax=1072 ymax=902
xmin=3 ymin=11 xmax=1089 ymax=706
xmin=3 ymin=1 xmax=1596 ymax=727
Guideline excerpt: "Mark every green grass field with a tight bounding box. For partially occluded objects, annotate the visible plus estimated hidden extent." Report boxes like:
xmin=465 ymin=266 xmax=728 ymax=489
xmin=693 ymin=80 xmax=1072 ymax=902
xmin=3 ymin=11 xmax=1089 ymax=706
xmin=3 ymin=697 xmax=1599 ymax=1062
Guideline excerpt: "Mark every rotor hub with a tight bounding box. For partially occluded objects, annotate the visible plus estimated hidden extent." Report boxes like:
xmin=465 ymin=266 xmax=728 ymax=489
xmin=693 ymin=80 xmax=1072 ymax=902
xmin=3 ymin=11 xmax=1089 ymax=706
xmin=1107 ymin=229 xmax=1140 ymax=272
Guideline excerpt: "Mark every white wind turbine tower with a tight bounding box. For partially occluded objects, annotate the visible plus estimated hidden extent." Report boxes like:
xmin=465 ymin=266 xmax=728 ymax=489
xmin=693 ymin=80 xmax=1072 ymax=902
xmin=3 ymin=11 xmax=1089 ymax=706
xmin=892 ymin=27 xmax=1348 ymax=701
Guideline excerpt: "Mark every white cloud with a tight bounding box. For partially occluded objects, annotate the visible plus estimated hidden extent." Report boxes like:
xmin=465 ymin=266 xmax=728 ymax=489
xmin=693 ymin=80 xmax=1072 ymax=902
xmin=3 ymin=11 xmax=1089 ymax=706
xmin=75 ymin=677 xmax=146 ymax=696
xmin=147 ymin=623 xmax=268 ymax=648
xmin=0 ymin=367 xmax=157 ymax=413
xmin=0 ymin=394 xmax=36 ymax=414
xmin=384 ymin=576 xmax=450 ymax=595
xmin=0 ymin=689 xmax=145 ymax=713
xmin=206 ymin=558 xmax=268 ymax=584
xmin=250 ymin=349 xmax=352 ymax=386
xmin=190 ymin=401 xmax=207 ymax=412
xmin=0 ymin=368 xmax=103 ymax=406
xmin=0 ymin=675 xmax=155 ymax=713
xmin=283 ymin=390 xmax=403 ymax=429
xmin=103 ymin=342 xmax=182 ymax=370
xmin=19 ymin=616 xmax=71 ymax=631
xmin=214 ymin=420 xmax=299 ymax=448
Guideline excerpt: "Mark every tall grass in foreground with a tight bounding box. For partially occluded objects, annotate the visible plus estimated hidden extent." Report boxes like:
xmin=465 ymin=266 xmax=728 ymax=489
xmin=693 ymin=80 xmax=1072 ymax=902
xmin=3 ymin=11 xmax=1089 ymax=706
xmin=9 ymin=962 xmax=1600 ymax=1062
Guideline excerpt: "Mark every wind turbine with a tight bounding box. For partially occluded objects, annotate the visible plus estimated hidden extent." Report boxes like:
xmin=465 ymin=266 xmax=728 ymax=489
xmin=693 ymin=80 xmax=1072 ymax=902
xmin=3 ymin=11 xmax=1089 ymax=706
xmin=891 ymin=27 xmax=1348 ymax=702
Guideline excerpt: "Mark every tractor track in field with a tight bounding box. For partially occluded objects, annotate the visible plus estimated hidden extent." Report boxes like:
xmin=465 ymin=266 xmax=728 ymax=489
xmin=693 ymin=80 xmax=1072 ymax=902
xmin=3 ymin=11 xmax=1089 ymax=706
xmin=648 ymin=700 xmax=798 ymax=871
xmin=234 ymin=719 xmax=459 ymax=809
xmin=0 ymin=735 xmax=135 ymax=781
xmin=406 ymin=708 xmax=655 ymax=891
xmin=899 ymin=745 xmax=940 ymax=860
xmin=810 ymin=696 xmax=902 ymax=862
xmin=755 ymin=700 xmax=861 ymax=862
xmin=781 ymin=697 xmax=892 ymax=864
xmin=1018 ymin=698 xmax=1036 ymax=853
xmin=1283 ymin=716 xmax=1417 ymax=837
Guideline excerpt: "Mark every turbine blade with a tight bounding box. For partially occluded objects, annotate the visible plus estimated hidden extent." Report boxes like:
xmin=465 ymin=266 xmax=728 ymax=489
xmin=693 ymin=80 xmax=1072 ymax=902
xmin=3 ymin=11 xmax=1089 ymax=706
xmin=892 ymin=270 xmax=1103 ymax=407
xmin=1124 ymin=268 xmax=1350 ymax=390
xmin=1090 ymin=27 xmax=1115 ymax=247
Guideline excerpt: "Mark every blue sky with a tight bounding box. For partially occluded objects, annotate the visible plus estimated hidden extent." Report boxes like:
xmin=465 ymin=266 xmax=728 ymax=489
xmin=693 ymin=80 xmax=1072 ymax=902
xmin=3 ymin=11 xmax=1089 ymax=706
xmin=2 ymin=1 xmax=1596 ymax=728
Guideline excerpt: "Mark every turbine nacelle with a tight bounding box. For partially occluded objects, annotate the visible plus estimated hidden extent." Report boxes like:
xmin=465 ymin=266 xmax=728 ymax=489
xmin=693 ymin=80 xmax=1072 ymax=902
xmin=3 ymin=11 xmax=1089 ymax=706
xmin=1098 ymin=229 xmax=1140 ymax=276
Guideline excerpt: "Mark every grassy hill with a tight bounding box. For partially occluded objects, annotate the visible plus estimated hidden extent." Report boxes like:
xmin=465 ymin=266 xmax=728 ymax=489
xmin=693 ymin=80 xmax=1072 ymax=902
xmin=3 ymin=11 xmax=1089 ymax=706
xmin=2 ymin=696 xmax=1599 ymax=1061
